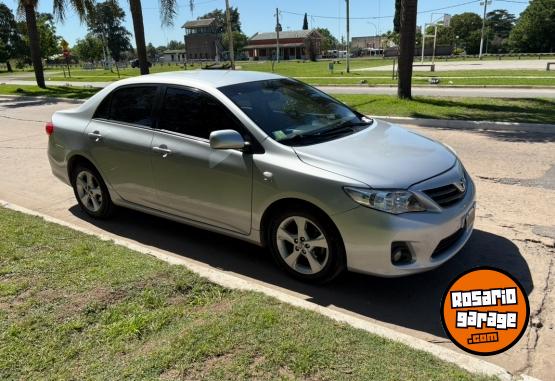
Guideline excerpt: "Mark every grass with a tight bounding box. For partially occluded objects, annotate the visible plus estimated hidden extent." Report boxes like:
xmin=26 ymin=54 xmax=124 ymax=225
xmin=0 ymin=207 xmax=494 ymax=380
xmin=2 ymin=83 xmax=554 ymax=124
xmin=336 ymin=95 xmax=555 ymax=124
xmin=0 ymin=84 xmax=99 ymax=99
xmin=7 ymin=58 xmax=553 ymax=87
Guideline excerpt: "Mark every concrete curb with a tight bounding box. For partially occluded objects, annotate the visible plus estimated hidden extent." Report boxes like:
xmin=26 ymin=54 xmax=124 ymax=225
xmin=0 ymin=199 xmax=515 ymax=380
xmin=371 ymin=116 xmax=555 ymax=133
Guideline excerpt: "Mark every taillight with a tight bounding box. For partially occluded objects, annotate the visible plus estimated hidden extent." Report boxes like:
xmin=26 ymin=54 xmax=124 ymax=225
xmin=45 ymin=121 xmax=54 ymax=136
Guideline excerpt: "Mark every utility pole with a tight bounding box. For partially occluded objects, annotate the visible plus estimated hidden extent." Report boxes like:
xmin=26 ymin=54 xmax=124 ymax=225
xmin=225 ymin=0 xmax=235 ymax=69
xmin=275 ymin=8 xmax=281 ymax=63
xmin=346 ymin=0 xmax=350 ymax=73
xmin=479 ymin=0 xmax=491 ymax=59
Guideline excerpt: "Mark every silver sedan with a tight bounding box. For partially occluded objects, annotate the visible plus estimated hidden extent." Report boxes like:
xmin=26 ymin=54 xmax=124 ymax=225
xmin=47 ymin=70 xmax=475 ymax=283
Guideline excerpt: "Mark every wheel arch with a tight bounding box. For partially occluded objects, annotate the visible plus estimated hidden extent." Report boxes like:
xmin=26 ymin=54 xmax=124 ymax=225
xmin=259 ymin=197 xmax=344 ymax=249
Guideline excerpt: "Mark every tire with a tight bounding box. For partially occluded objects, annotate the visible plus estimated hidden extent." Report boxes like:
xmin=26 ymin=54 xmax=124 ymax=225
xmin=70 ymin=163 xmax=114 ymax=219
xmin=267 ymin=207 xmax=346 ymax=283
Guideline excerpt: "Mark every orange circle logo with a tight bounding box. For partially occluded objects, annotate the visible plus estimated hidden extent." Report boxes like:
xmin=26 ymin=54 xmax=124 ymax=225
xmin=441 ymin=267 xmax=529 ymax=356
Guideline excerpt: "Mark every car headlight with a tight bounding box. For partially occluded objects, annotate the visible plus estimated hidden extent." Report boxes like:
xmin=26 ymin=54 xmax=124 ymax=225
xmin=343 ymin=187 xmax=426 ymax=214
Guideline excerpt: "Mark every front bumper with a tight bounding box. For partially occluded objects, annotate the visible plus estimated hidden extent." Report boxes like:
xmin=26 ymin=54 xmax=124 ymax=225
xmin=333 ymin=170 xmax=476 ymax=277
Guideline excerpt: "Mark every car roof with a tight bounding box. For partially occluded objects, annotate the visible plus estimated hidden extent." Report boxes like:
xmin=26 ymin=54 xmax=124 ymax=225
xmin=117 ymin=70 xmax=285 ymax=89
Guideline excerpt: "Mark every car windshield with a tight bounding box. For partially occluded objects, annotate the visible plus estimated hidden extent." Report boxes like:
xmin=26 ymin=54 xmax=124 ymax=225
xmin=219 ymin=79 xmax=372 ymax=146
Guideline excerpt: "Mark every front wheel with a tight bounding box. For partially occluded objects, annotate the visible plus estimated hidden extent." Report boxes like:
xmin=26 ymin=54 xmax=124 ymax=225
xmin=267 ymin=208 xmax=346 ymax=283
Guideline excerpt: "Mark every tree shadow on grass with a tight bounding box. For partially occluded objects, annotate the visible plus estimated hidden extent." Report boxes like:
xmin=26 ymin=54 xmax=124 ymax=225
xmin=2 ymin=87 xmax=98 ymax=101
xmin=410 ymin=97 xmax=555 ymax=124
xmin=70 ymin=205 xmax=533 ymax=340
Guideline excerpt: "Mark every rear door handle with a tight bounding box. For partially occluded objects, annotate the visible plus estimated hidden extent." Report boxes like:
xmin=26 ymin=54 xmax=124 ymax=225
xmin=152 ymin=145 xmax=172 ymax=157
xmin=87 ymin=131 xmax=103 ymax=142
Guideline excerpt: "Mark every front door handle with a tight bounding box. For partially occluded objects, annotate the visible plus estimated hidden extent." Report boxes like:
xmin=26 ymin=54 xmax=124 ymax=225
xmin=87 ymin=131 xmax=103 ymax=142
xmin=152 ymin=145 xmax=172 ymax=157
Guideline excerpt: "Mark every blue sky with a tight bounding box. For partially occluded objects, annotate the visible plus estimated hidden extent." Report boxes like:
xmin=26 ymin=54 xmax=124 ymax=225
xmin=4 ymin=0 xmax=530 ymax=47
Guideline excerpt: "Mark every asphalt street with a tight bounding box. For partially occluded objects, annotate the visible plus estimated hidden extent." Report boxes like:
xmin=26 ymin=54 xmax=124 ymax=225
xmin=0 ymin=95 xmax=554 ymax=379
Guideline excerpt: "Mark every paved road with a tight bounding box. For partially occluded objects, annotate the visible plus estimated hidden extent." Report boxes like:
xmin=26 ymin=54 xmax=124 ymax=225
xmin=1 ymin=96 xmax=554 ymax=379
xmin=359 ymin=59 xmax=555 ymax=72
xmin=318 ymin=86 xmax=555 ymax=98
xmin=2 ymin=77 xmax=555 ymax=98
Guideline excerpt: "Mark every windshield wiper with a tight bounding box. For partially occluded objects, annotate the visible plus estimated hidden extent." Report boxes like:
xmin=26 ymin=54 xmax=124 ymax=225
xmin=309 ymin=120 xmax=370 ymax=137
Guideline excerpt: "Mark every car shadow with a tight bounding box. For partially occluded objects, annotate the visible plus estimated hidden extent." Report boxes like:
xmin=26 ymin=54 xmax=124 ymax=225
xmin=69 ymin=204 xmax=533 ymax=339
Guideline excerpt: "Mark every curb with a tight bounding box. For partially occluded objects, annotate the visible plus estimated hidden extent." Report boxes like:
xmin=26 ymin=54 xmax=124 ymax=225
xmin=371 ymin=116 xmax=555 ymax=133
xmin=0 ymin=199 xmax=514 ymax=380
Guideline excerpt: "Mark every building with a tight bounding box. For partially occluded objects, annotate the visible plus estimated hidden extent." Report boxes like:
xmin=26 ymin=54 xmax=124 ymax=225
xmin=243 ymin=30 xmax=323 ymax=60
xmin=351 ymin=35 xmax=383 ymax=50
xmin=161 ymin=49 xmax=186 ymax=63
xmin=182 ymin=18 xmax=223 ymax=61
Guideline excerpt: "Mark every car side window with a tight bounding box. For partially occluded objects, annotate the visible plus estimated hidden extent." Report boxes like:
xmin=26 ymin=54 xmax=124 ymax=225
xmin=108 ymin=86 xmax=158 ymax=127
xmin=159 ymin=87 xmax=240 ymax=140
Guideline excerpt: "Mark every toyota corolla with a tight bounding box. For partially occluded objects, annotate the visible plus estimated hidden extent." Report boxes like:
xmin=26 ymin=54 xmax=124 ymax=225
xmin=47 ymin=71 xmax=475 ymax=282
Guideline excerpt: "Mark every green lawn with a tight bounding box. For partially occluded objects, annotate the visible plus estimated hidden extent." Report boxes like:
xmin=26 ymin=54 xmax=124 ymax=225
xmin=2 ymin=84 xmax=554 ymax=124
xmin=0 ymin=84 xmax=99 ymax=99
xmin=0 ymin=207 xmax=494 ymax=380
xmin=337 ymin=95 xmax=555 ymax=124
xmin=28 ymin=61 xmax=555 ymax=86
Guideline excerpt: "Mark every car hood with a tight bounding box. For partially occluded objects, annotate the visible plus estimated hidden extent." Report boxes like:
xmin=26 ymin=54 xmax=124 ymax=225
xmin=293 ymin=119 xmax=457 ymax=189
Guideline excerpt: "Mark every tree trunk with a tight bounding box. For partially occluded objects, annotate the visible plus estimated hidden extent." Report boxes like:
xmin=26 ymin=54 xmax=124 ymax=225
xmin=24 ymin=4 xmax=45 ymax=88
xmin=397 ymin=0 xmax=418 ymax=99
xmin=6 ymin=61 xmax=13 ymax=72
xmin=129 ymin=0 xmax=149 ymax=75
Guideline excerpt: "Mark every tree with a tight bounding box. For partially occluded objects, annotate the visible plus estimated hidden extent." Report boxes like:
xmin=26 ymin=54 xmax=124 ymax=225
xmin=199 ymin=8 xmax=241 ymax=33
xmin=509 ymin=0 xmax=555 ymax=53
xmin=126 ymin=0 xmax=178 ymax=74
xmin=0 ymin=3 xmax=21 ymax=71
xmin=167 ymin=39 xmax=185 ymax=50
xmin=315 ymin=27 xmax=338 ymax=52
xmin=397 ymin=0 xmax=418 ymax=99
xmin=302 ymin=12 xmax=308 ymax=30
xmin=485 ymin=9 xmax=515 ymax=53
xmin=87 ymin=1 xmax=132 ymax=62
xmin=17 ymin=0 xmax=93 ymax=88
xmin=146 ymin=42 xmax=157 ymax=60
xmin=74 ymin=33 xmax=103 ymax=62
xmin=450 ymin=12 xmax=482 ymax=54
xmin=222 ymin=30 xmax=247 ymax=53
xmin=393 ymin=0 xmax=401 ymax=33
xmin=17 ymin=13 xmax=61 ymax=61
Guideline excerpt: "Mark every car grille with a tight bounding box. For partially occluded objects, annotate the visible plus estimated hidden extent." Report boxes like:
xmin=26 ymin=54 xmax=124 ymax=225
xmin=431 ymin=227 xmax=465 ymax=258
xmin=423 ymin=183 xmax=465 ymax=207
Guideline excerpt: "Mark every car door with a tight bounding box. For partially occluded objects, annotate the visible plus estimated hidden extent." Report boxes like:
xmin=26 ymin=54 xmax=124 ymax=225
xmin=150 ymin=86 xmax=253 ymax=235
xmin=85 ymin=84 xmax=159 ymax=207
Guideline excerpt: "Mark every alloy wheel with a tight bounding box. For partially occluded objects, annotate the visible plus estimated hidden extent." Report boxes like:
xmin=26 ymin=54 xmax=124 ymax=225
xmin=75 ymin=170 xmax=103 ymax=213
xmin=275 ymin=216 xmax=329 ymax=275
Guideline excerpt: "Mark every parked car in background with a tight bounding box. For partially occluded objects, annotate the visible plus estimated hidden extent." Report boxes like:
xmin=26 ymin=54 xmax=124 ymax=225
xmin=46 ymin=71 xmax=475 ymax=283
xmin=130 ymin=59 xmax=152 ymax=68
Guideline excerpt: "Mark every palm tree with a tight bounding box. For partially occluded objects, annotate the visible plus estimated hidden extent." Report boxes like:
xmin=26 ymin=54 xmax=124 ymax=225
xmin=129 ymin=0 xmax=178 ymax=75
xmin=18 ymin=0 xmax=93 ymax=88
xmin=397 ymin=0 xmax=418 ymax=99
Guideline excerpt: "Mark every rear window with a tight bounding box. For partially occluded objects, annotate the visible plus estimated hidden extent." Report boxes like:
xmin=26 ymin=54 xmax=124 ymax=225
xmin=94 ymin=86 xmax=158 ymax=127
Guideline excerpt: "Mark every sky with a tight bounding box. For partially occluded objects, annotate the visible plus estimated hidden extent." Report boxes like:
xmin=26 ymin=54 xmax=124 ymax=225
xmin=4 ymin=0 xmax=530 ymax=47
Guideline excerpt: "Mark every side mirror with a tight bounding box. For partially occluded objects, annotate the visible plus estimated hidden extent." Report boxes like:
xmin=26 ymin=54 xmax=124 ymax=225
xmin=209 ymin=129 xmax=246 ymax=150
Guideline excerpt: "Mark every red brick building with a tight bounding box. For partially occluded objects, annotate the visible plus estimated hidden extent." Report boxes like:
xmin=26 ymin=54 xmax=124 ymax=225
xmin=243 ymin=30 xmax=323 ymax=60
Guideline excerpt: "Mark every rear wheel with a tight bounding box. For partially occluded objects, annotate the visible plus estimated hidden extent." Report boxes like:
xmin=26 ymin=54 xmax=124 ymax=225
xmin=267 ymin=208 xmax=345 ymax=283
xmin=71 ymin=164 xmax=114 ymax=218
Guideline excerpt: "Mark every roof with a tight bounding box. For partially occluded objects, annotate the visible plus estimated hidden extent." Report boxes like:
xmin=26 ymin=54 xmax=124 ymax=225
xmin=182 ymin=18 xmax=216 ymax=29
xmin=249 ymin=29 xmax=321 ymax=41
xmin=243 ymin=42 xmax=305 ymax=50
xmin=108 ymin=70 xmax=285 ymax=89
